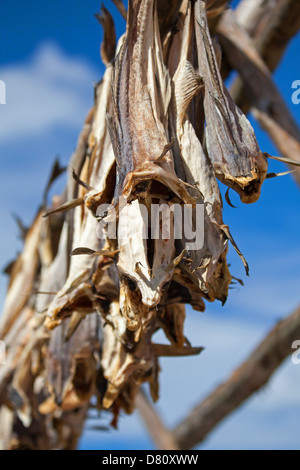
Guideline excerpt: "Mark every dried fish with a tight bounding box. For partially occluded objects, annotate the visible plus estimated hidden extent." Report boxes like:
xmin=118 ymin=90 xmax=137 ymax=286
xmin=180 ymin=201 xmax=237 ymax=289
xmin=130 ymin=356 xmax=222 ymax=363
xmin=0 ymin=0 xmax=288 ymax=449
xmin=109 ymin=0 xmax=194 ymax=204
xmin=195 ymin=0 xmax=268 ymax=204
xmin=44 ymin=313 xmax=100 ymax=410
xmin=171 ymin=2 xmax=233 ymax=300
xmin=43 ymin=158 xmax=66 ymax=207
xmin=95 ymin=5 xmax=116 ymax=66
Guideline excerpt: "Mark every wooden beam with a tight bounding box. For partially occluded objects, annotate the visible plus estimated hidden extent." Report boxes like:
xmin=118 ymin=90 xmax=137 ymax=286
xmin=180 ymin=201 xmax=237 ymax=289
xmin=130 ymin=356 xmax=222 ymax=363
xmin=172 ymin=305 xmax=300 ymax=449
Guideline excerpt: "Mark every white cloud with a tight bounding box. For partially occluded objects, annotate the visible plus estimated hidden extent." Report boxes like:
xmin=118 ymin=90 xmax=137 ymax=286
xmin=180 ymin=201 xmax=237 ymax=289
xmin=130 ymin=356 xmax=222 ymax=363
xmin=228 ymin=275 xmax=300 ymax=317
xmin=0 ymin=43 xmax=99 ymax=142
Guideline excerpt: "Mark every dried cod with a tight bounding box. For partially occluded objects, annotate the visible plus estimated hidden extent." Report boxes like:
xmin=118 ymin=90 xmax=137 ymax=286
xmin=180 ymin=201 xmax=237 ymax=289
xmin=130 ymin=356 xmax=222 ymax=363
xmin=195 ymin=0 xmax=268 ymax=204
xmin=0 ymin=0 xmax=286 ymax=449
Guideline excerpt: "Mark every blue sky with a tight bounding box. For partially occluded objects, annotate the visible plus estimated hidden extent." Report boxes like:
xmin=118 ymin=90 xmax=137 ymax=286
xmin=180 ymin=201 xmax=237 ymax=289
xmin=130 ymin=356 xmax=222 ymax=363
xmin=0 ymin=0 xmax=299 ymax=450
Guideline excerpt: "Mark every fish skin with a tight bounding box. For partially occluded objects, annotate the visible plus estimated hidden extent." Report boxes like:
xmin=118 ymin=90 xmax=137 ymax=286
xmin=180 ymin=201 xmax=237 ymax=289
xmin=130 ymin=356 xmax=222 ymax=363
xmin=170 ymin=1 xmax=232 ymax=302
xmin=195 ymin=0 xmax=268 ymax=204
xmin=109 ymin=0 xmax=195 ymax=205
